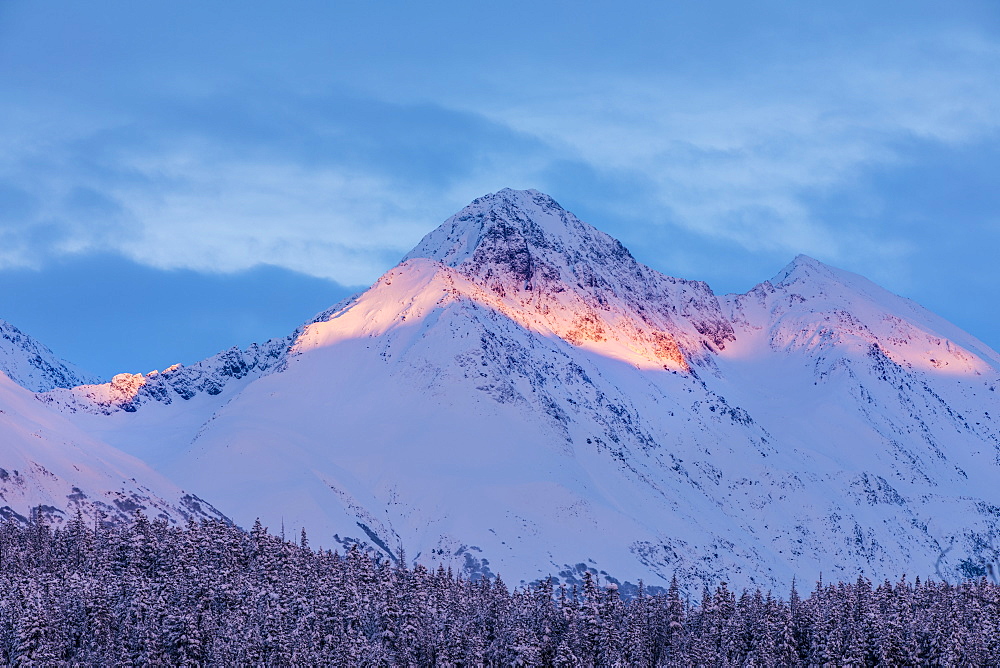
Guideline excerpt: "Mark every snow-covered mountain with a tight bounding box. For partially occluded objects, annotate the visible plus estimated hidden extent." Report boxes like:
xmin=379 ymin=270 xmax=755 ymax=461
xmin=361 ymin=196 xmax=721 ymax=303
xmin=0 ymin=321 xmax=226 ymax=527
xmin=0 ymin=364 xmax=227 ymax=526
xmin=0 ymin=319 xmax=99 ymax=392
xmin=35 ymin=189 xmax=1000 ymax=591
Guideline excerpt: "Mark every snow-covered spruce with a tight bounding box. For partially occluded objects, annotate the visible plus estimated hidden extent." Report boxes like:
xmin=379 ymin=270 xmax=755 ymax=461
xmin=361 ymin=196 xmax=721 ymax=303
xmin=0 ymin=514 xmax=998 ymax=666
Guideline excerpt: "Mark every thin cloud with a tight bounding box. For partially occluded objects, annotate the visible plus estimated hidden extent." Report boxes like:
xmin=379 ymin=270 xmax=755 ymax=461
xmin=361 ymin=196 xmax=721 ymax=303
xmin=0 ymin=14 xmax=996 ymax=291
xmin=0 ymin=91 xmax=554 ymax=284
xmin=456 ymin=30 xmax=1000 ymax=266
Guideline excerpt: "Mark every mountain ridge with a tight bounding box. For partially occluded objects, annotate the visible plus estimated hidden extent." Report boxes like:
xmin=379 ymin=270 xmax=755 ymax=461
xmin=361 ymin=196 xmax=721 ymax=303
xmin=0 ymin=319 xmax=99 ymax=392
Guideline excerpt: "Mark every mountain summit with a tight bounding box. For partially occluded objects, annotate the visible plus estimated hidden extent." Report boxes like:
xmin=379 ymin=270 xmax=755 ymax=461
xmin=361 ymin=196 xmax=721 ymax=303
xmin=404 ymin=188 xmax=639 ymax=284
xmin=25 ymin=189 xmax=1000 ymax=590
xmin=405 ymin=188 xmax=733 ymax=370
xmin=0 ymin=319 xmax=98 ymax=392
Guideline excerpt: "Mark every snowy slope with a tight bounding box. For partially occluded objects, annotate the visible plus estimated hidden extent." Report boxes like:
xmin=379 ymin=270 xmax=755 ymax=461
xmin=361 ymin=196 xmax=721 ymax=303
xmin=48 ymin=189 xmax=1000 ymax=591
xmin=0 ymin=319 xmax=99 ymax=391
xmin=0 ymin=370 xmax=227 ymax=526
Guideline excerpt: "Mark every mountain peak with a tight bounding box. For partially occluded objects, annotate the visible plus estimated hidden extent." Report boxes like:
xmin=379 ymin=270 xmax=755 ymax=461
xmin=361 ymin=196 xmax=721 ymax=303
xmin=767 ymin=254 xmax=895 ymax=303
xmin=731 ymin=253 xmax=1000 ymax=373
xmin=399 ymin=188 xmax=735 ymax=364
xmin=0 ymin=318 xmax=99 ymax=392
xmin=402 ymin=187 xmax=652 ymax=299
xmin=770 ymin=254 xmax=840 ymax=285
xmin=403 ymin=188 xmax=603 ymax=271
xmin=490 ymin=186 xmax=547 ymax=201
xmin=767 ymin=254 xmax=917 ymax=309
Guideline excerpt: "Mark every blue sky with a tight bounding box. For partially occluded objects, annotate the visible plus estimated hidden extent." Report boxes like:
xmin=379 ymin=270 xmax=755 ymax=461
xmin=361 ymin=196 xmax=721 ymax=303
xmin=1 ymin=1 xmax=998 ymax=378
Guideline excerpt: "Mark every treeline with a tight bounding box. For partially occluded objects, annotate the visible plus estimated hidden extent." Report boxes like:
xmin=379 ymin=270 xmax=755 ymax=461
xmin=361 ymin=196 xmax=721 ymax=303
xmin=0 ymin=514 xmax=998 ymax=666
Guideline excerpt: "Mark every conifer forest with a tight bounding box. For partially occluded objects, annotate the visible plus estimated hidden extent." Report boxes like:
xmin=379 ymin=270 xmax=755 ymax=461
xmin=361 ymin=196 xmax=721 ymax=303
xmin=0 ymin=514 xmax=998 ymax=666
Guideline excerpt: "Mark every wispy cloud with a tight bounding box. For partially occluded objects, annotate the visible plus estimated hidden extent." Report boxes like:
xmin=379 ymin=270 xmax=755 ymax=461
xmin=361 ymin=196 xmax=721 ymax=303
xmin=0 ymin=8 xmax=997 ymax=292
xmin=453 ymin=30 xmax=1000 ymax=268
xmin=2 ymin=0 xmax=997 ymax=368
xmin=0 ymin=91 xmax=552 ymax=284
